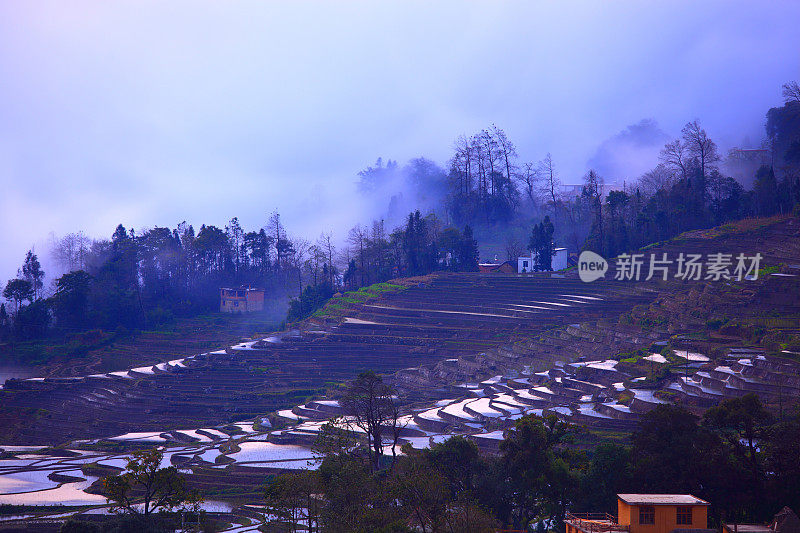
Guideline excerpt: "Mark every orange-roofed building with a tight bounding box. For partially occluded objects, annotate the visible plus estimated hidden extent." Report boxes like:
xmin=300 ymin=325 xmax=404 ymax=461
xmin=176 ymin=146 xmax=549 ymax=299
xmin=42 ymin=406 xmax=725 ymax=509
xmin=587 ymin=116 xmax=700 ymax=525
xmin=565 ymin=494 xmax=710 ymax=533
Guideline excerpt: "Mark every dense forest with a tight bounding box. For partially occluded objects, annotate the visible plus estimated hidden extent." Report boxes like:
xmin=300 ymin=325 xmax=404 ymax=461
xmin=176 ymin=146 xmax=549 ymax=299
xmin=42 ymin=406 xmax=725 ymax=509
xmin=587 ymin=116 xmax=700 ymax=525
xmin=1 ymin=82 xmax=799 ymax=359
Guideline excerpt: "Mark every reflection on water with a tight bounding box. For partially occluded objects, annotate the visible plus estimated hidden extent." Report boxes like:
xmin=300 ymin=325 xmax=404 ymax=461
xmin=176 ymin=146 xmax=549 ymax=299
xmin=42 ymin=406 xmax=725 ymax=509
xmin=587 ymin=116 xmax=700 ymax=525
xmin=0 ymin=365 xmax=36 ymax=387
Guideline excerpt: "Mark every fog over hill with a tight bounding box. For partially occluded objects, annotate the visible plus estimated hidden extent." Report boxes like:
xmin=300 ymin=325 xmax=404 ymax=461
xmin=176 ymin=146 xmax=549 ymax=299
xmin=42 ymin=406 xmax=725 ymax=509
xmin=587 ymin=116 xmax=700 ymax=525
xmin=1 ymin=1 xmax=799 ymax=282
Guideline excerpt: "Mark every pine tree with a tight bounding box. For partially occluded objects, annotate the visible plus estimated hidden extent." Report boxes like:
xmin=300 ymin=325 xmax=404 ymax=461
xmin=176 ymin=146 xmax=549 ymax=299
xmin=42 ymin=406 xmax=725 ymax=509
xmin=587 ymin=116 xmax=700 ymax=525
xmin=458 ymin=226 xmax=479 ymax=271
xmin=21 ymin=251 xmax=44 ymax=300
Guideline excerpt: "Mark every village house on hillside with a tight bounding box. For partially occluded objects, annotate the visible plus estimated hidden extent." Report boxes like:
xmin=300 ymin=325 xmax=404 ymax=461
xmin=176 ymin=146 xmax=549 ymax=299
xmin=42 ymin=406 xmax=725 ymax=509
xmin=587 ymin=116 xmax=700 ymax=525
xmin=478 ymin=247 xmax=569 ymax=273
xmin=219 ymin=287 xmax=265 ymax=313
xmin=567 ymin=495 xmax=800 ymax=533
xmin=565 ymin=494 xmax=712 ymax=533
xmin=518 ymin=247 xmax=568 ymax=272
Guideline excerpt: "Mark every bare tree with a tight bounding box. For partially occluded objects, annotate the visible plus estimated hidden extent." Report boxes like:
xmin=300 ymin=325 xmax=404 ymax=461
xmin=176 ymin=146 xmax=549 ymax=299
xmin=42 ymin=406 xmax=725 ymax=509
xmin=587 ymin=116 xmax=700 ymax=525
xmin=659 ymin=139 xmax=689 ymax=180
xmin=479 ymin=129 xmax=494 ymax=196
xmin=268 ymin=211 xmax=282 ymax=269
xmin=471 ymin=135 xmax=483 ymax=198
xmin=638 ymin=163 xmax=675 ymax=197
xmin=518 ymin=162 xmax=538 ymax=203
xmin=289 ymin=237 xmax=309 ymax=296
xmin=449 ymin=135 xmax=473 ymax=197
xmin=317 ymin=232 xmax=336 ymax=287
xmin=681 ymin=120 xmax=720 ymax=181
xmin=226 ymin=217 xmax=244 ymax=273
xmin=370 ymin=219 xmax=388 ymax=280
xmin=307 ymin=244 xmax=325 ymax=285
xmin=538 ymin=153 xmax=560 ymax=219
xmin=504 ymin=237 xmax=525 ymax=262
xmin=269 ymin=211 xmax=296 ymax=270
xmin=348 ymin=224 xmax=369 ymax=287
xmin=782 ymin=81 xmax=800 ymax=103
xmin=50 ymin=232 xmax=91 ymax=273
xmin=492 ymin=124 xmax=518 ymax=192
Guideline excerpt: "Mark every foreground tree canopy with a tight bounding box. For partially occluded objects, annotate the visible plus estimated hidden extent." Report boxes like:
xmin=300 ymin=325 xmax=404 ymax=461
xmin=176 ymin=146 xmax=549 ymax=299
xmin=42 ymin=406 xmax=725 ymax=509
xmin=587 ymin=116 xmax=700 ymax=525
xmin=103 ymin=449 xmax=197 ymax=517
xmin=260 ymin=386 xmax=800 ymax=532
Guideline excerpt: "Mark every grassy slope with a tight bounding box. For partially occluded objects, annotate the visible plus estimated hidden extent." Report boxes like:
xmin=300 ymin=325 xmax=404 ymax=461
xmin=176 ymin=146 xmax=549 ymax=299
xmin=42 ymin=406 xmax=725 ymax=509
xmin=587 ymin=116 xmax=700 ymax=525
xmin=624 ymin=215 xmax=800 ymax=376
xmin=302 ymin=275 xmax=437 ymax=325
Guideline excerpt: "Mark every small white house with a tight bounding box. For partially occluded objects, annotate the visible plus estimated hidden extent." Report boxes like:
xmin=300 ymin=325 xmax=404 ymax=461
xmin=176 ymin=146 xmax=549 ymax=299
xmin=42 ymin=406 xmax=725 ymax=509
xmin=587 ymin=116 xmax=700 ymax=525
xmin=518 ymin=256 xmax=533 ymax=273
xmin=518 ymin=247 xmax=567 ymax=272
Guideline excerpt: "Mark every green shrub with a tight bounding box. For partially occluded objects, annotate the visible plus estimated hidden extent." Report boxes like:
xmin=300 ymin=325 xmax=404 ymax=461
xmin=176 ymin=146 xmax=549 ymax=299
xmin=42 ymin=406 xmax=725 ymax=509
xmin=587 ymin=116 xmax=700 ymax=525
xmin=758 ymin=265 xmax=780 ymax=278
xmin=287 ymin=282 xmax=335 ymax=322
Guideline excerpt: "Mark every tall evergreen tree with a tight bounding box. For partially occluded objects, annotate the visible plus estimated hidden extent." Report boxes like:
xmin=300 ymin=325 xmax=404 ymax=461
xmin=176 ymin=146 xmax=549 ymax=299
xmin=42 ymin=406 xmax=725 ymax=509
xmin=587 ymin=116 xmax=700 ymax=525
xmin=457 ymin=225 xmax=479 ymax=271
xmin=528 ymin=216 xmax=555 ymax=271
xmin=21 ymin=251 xmax=44 ymax=300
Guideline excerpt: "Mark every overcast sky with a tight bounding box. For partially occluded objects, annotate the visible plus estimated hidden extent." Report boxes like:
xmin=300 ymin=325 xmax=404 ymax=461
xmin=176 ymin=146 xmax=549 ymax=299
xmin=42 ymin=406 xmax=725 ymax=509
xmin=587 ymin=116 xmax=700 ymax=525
xmin=1 ymin=1 xmax=799 ymax=282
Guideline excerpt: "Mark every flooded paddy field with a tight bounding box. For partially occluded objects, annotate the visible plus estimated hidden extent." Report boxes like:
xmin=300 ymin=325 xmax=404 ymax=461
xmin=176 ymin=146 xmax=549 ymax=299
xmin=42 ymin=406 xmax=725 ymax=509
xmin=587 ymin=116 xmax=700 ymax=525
xmin=1 ymin=238 xmax=799 ymax=529
xmin=3 ymin=332 xmax=797 ymax=529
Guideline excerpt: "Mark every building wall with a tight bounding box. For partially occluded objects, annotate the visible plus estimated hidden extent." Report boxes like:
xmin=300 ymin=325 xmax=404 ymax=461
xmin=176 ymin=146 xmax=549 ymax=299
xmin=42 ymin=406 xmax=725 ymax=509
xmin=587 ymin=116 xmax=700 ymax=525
xmin=618 ymin=500 xmax=708 ymax=533
xmin=619 ymin=501 xmax=632 ymax=527
xmin=246 ymin=290 xmax=265 ymax=311
xmin=220 ymin=298 xmax=242 ymax=312
xmin=553 ymin=248 xmax=568 ymax=271
xmin=517 ymin=248 xmax=568 ymax=272
xmin=220 ymin=289 xmax=265 ymax=313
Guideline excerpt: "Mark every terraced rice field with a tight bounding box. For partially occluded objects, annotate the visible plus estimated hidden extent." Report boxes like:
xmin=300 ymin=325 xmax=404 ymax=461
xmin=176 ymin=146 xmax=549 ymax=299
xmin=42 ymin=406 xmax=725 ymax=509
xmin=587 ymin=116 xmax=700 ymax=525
xmin=1 ymin=216 xmax=799 ymax=530
xmin=4 ymin=337 xmax=797 ymax=529
xmin=0 ymin=273 xmax=659 ymax=446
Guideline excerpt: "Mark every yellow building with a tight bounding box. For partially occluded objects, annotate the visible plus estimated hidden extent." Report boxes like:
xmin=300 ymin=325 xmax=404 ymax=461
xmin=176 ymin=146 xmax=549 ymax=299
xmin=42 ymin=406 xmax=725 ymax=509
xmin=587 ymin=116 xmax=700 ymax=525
xmin=566 ymin=494 xmax=710 ymax=533
xmin=219 ymin=287 xmax=265 ymax=313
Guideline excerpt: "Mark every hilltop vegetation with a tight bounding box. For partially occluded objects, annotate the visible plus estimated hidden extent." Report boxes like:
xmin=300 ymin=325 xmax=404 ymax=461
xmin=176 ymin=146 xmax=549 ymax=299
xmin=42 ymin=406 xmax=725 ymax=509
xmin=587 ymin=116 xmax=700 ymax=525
xmin=1 ymin=81 xmax=798 ymax=369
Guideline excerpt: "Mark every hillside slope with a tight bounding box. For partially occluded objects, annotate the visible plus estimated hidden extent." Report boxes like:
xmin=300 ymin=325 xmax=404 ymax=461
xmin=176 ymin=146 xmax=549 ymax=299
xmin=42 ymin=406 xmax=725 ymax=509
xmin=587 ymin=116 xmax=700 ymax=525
xmin=0 ymin=216 xmax=798 ymax=446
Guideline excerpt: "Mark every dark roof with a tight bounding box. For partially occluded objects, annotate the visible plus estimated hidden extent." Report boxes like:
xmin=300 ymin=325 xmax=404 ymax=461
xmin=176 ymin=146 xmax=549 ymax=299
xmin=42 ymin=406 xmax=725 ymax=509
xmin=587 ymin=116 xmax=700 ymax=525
xmin=478 ymin=261 xmax=516 ymax=272
xmin=772 ymin=507 xmax=800 ymax=533
xmin=617 ymin=494 xmax=709 ymax=505
xmin=723 ymin=507 xmax=800 ymax=533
